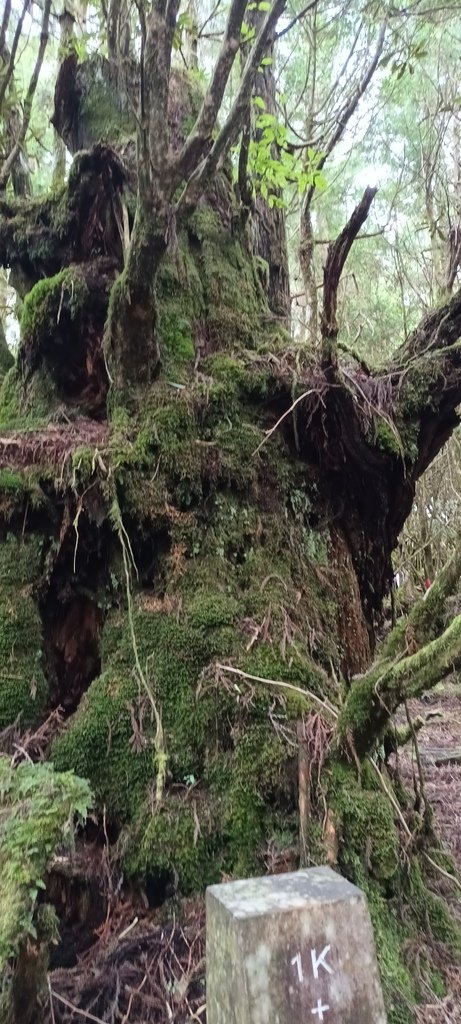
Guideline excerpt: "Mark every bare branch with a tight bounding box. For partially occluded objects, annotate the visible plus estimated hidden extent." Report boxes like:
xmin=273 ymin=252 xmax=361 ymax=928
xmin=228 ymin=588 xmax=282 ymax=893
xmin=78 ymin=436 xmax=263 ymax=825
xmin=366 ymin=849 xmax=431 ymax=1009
xmin=174 ymin=0 xmax=248 ymax=180
xmin=395 ymin=288 xmax=461 ymax=364
xmin=177 ymin=0 xmax=287 ymax=209
xmin=321 ymin=186 xmax=377 ymax=366
xmin=276 ymin=0 xmax=318 ymax=40
xmin=302 ymin=18 xmax=387 ymax=219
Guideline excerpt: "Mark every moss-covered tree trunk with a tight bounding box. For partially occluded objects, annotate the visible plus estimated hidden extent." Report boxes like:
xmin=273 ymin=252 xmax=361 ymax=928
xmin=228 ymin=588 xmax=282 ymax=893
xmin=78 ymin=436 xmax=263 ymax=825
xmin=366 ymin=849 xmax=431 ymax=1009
xmin=2 ymin=53 xmax=461 ymax=1024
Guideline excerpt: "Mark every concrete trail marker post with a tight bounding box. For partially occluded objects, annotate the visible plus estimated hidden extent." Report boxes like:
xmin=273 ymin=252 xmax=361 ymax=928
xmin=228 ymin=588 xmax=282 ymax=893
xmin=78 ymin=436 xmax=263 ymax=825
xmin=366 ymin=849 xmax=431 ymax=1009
xmin=206 ymin=865 xmax=387 ymax=1024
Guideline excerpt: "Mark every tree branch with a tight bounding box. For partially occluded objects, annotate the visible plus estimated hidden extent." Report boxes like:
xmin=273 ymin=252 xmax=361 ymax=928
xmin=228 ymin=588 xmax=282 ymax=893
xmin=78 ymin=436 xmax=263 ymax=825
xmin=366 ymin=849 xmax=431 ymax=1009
xmin=320 ymin=186 xmax=377 ymax=367
xmin=382 ymin=533 xmax=461 ymax=659
xmin=0 ymin=0 xmax=11 ymax=56
xmin=300 ymin=19 xmax=386 ymax=221
xmin=174 ymin=0 xmax=248 ymax=180
xmin=0 ymin=0 xmax=29 ymax=110
xmin=339 ymin=611 xmax=461 ymax=758
xmin=176 ymin=0 xmax=287 ymax=210
xmin=143 ymin=0 xmax=181 ymax=184
xmin=394 ymin=289 xmax=461 ymax=364
xmin=276 ymin=0 xmax=318 ymax=40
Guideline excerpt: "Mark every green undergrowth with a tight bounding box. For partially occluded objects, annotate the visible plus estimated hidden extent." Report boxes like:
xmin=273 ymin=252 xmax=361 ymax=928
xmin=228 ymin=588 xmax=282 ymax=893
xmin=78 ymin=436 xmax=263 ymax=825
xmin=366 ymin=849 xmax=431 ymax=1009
xmin=0 ymin=757 xmax=91 ymax=1016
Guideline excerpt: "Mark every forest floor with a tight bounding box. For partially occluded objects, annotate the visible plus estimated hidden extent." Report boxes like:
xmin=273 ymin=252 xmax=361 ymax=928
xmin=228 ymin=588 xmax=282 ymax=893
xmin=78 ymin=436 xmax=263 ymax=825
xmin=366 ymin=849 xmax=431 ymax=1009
xmin=42 ymin=685 xmax=461 ymax=1024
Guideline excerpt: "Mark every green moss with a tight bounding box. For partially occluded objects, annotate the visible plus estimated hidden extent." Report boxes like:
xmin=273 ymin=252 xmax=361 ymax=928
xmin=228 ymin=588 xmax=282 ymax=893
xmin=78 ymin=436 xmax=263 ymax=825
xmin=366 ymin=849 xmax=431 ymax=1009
xmin=158 ymin=306 xmax=195 ymax=371
xmin=0 ymin=332 xmax=13 ymax=378
xmin=374 ymin=418 xmax=403 ymax=458
xmin=187 ymin=592 xmax=240 ymax=631
xmin=186 ymin=202 xmax=265 ymax=349
xmin=0 ymin=757 xmax=91 ymax=989
xmin=20 ymin=268 xmax=89 ymax=348
xmin=52 ymin=580 xmax=303 ymax=884
xmin=156 ymin=239 xmax=205 ymax=379
xmin=0 ymin=536 xmax=47 ymax=728
xmin=188 ymin=206 xmax=222 ymax=241
xmin=0 ymin=190 xmax=68 ymax=289
xmin=409 ymin=859 xmax=461 ymax=953
xmin=0 ymin=602 xmax=47 ymax=729
xmin=78 ymin=57 xmax=135 ymax=145
xmin=203 ymin=354 xmax=248 ymax=386
xmin=0 ymin=364 xmax=58 ymax=429
xmin=157 ymin=239 xmax=204 ymax=316
xmin=51 ymin=667 xmax=156 ymax=819
xmin=399 ymin=363 xmax=432 ymax=417
xmin=0 ymin=534 xmax=44 ymax=585
xmin=241 ymin=643 xmax=324 ymax=695
xmin=0 ymin=470 xmax=27 ymax=497
xmin=123 ymin=798 xmax=219 ymax=893
xmin=366 ymin=885 xmax=416 ymax=1024
xmin=325 ymin=760 xmax=461 ymax=1018
xmin=52 ymin=602 xmax=229 ymax=818
xmin=337 ymin=671 xmax=382 ymax=754
xmin=203 ymin=722 xmax=296 ymax=877
xmin=328 ymin=762 xmax=399 ymax=882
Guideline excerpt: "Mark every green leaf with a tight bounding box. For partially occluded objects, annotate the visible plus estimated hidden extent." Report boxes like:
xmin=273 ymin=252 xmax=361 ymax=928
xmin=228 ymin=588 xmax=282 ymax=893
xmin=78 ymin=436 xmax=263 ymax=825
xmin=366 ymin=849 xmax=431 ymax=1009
xmin=241 ymin=22 xmax=256 ymax=41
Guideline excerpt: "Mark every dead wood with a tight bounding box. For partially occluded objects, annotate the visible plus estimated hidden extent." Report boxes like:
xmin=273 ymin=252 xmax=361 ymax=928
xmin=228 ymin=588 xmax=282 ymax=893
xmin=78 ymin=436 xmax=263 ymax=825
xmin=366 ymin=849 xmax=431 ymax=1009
xmin=320 ymin=186 xmax=378 ymax=366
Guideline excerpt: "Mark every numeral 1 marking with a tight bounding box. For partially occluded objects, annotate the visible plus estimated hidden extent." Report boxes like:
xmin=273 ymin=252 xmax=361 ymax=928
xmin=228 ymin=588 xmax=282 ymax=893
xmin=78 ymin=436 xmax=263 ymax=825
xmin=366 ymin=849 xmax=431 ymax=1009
xmin=290 ymin=951 xmax=304 ymax=983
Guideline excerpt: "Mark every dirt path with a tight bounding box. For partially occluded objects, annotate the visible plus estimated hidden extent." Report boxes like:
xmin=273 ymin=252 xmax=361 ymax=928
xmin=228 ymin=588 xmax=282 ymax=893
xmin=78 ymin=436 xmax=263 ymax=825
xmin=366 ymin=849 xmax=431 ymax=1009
xmin=403 ymin=687 xmax=461 ymax=1024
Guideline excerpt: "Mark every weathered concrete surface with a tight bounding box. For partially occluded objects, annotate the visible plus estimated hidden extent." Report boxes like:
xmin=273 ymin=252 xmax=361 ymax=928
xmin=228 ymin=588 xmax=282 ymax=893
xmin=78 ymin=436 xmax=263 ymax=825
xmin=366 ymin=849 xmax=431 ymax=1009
xmin=206 ymin=865 xmax=386 ymax=1024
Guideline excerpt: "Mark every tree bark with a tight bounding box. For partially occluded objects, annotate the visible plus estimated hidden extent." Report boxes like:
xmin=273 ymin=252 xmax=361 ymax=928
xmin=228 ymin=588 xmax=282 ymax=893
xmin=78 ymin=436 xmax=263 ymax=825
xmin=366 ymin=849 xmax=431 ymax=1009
xmin=299 ymin=203 xmax=318 ymax=344
xmin=240 ymin=5 xmax=290 ymax=324
xmin=104 ymin=197 xmax=168 ymax=387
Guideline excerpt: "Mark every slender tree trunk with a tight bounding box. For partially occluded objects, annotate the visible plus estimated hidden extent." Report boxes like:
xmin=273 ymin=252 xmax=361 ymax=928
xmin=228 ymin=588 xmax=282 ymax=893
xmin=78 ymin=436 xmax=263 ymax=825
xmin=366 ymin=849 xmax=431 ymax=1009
xmin=242 ymin=6 xmax=290 ymax=324
xmin=299 ymin=201 xmax=318 ymax=344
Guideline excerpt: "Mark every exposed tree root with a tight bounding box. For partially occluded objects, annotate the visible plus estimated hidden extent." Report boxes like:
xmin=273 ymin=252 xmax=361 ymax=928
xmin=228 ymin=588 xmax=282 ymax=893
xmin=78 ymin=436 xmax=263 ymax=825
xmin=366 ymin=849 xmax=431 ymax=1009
xmin=45 ymin=911 xmax=205 ymax=1024
xmin=0 ymin=421 xmax=108 ymax=469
